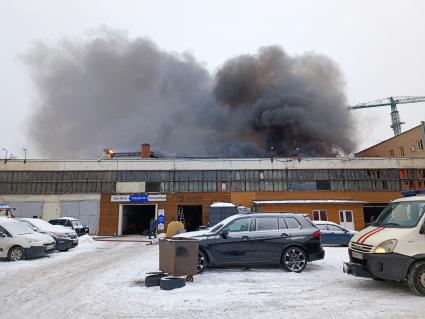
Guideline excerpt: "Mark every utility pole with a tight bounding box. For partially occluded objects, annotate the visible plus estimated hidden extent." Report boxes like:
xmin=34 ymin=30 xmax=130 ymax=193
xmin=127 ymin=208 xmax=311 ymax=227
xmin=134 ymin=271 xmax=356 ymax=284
xmin=2 ymin=147 xmax=7 ymax=163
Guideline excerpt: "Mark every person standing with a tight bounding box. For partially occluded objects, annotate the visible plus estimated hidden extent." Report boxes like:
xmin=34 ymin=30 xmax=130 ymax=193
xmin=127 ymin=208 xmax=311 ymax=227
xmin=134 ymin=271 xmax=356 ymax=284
xmin=149 ymin=217 xmax=157 ymax=239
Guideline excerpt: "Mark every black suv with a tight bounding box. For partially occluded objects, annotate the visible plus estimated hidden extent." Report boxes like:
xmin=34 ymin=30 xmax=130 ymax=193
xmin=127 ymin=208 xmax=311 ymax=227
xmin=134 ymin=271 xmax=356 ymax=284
xmin=176 ymin=213 xmax=325 ymax=273
xmin=48 ymin=217 xmax=89 ymax=237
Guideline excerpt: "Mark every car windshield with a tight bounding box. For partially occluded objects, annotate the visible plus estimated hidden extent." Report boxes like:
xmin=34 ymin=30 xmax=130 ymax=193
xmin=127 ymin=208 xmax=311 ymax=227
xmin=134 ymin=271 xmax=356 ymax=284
xmin=53 ymin=220 xmax=67 ymax=226
xmin=21 ymin=218 xmax=61 ymax=232
xmin=374 ymin=200 xmax=425 ymax=228
xmin=2 ymin=221 xmax=35 ymax=235
xmin=71 ymin=220 xmax=81 ymax=227
xmin=208 ymin=215 xmax=241 ymax=233
xmin=209 ymin=223 xmax=224 ymax=233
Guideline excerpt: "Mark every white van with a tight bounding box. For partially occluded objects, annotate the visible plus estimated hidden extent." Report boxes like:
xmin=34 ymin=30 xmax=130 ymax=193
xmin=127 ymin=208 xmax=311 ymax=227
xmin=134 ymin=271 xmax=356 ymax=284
xmin=0 ymin=217 xmax=56 ymax=261
xmin=343 ymin=192 xmax=425 ymax=296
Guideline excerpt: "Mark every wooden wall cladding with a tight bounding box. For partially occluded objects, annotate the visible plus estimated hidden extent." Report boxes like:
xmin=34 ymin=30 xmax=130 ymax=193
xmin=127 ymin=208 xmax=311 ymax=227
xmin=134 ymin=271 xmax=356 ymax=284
xmin=98 ymin=191 xmax=398 ymax=235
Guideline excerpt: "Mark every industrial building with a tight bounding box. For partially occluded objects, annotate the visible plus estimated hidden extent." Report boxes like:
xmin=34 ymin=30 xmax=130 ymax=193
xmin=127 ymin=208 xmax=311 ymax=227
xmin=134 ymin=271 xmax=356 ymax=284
xmin=356 ymin=122 xmax=425 ymax=158
xmin=1 ymin=153 xmax=425 ymax=235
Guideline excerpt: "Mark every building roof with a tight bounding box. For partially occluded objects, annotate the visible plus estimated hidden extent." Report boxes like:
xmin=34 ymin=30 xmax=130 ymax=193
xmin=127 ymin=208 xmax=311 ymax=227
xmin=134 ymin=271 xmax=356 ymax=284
xmin=253 ymin=200 xmax=367 ymax=205
xmin=1 ymin=157 xmax=425 ymax=171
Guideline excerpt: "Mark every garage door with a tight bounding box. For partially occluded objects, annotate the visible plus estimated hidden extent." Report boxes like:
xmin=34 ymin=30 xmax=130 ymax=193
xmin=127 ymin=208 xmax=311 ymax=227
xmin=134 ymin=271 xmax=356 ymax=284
xmin=8 ymin=201 xmax=44 ymax=218
xmin=60 ymin=200 xmax=100 ymax=235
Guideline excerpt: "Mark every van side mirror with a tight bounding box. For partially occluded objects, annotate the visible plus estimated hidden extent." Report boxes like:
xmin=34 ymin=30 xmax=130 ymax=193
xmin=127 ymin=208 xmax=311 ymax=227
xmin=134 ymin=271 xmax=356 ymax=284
xmin=420 ymin=223 xmax=425 ymax=235
xmin=221 ymin=229 xmax=228 ymax=239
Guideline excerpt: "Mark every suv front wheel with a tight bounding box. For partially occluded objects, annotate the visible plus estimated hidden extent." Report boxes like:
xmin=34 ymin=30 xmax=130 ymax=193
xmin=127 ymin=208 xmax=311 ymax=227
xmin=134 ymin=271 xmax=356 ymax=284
xmin=282 ymin=247 xmax=307 ymax=273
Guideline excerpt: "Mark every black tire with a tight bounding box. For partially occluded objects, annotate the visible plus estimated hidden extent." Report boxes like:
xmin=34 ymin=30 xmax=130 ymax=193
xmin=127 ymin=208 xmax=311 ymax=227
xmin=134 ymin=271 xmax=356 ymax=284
xmin=160 ymin=276 xmax=186 ymax=290
xmin=407 ymin=261 xmax=425 ymax=296
xmin=372 ymin=276 xmax=385 ymax=281
xmin=197 ymin=250 xmax=208 ymax=274
xmin=282 ymin=246 xmax=307 ymax=273
xmin=146 ymin=271 xmax=166 ymax=276
xmin=145 ymin=274 xmax=168 ymax=287
xmin=8 ymin=246 xmax=24 ymax=262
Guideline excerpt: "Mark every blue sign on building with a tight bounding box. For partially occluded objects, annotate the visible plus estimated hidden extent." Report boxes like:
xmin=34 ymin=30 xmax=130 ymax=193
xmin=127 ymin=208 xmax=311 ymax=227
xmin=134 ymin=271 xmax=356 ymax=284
xmin=129 ymin=194 xmax=149 ymax=202
xmin=157 ymin=215 xmax=165 ymax=224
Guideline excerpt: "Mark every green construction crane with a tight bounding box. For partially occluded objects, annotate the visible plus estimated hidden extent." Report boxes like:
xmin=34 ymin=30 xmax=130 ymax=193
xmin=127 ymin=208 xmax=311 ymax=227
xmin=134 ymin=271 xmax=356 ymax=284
xmin=348 ymin=96 xmax=425 ymax=136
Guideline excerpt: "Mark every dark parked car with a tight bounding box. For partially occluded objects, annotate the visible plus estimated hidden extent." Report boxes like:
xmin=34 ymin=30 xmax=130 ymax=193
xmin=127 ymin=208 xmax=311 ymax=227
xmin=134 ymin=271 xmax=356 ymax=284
xmin=175 ymin=213 xmax=325 ymax=273
xmin=314 ymin=221 xmax=357 ymax=246
xmin=48 ymin=217 xmax=89 ymax=237
xmin=18 ymin=218 xmax=78 ymax=252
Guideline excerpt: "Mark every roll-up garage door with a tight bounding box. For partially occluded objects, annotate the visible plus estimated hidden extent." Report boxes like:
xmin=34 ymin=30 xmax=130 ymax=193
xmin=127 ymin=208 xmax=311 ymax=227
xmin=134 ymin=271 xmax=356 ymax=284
xmin=8 ymin=201 xmax=44 ymax=218
xmin=60 ymin=200 xmax=100 ymax=235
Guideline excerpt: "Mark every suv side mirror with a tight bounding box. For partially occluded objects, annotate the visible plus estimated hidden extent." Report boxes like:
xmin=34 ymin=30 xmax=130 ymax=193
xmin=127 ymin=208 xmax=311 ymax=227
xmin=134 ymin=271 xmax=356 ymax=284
xmin=221 ymin=229 xmax=228 ymax=239
xmin=420 ymin=223 xmax=425 ymax=235
xmin=0 ymin=232 xmax=6 ymax=238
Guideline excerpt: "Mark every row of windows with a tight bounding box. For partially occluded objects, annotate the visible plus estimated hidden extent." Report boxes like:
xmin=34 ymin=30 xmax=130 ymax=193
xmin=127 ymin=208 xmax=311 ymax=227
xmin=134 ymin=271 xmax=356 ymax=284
xmin=160 ymin=179 xmax=404 ymax=192
xmin=388 ymin=140 xmax=424 ymax=157
xmin=312 ymin=210 xmax=353 ymax=224
xmin=0 ymin=178 xmax=421 ymax=194
xmin=0 ymin=168 xmax=423 ymax=194
xmin=0 ymin=169 xmax=424 ymax=183
xmin=0 ymin=182 xmax=115 ymax=194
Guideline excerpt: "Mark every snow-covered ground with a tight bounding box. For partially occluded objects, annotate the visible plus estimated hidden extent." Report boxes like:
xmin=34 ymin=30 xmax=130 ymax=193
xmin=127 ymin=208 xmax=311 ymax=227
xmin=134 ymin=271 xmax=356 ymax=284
xmin=1 ymin=239 xmax=423 ymax=319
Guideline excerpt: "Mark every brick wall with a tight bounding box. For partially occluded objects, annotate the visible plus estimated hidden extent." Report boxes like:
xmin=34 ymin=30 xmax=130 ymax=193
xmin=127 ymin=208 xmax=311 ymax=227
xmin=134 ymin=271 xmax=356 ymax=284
xmin=356 ymin=123 xmax=425 ymax=157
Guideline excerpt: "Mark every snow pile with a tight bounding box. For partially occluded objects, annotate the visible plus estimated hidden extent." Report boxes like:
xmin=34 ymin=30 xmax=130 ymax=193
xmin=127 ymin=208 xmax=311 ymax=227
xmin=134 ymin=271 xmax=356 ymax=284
xmin=78 ymin=234 xmax=96 ymax=244
xmin=210 ymin=202 xmax=236 ymax=207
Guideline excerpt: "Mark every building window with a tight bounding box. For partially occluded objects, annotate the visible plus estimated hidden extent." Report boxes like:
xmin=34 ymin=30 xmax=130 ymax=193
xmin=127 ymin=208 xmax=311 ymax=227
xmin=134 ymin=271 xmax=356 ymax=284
xmin=417 ymin=140 xmax=424 ymax=151
xmin=316 ymin=180 xmax=331 ymax=190
xmin=399 ymin=146 xmax=405 ymax=157
xmin=313 ymin=210 xmax=328 ymax=221
xmin=145 ymin=181 xmax=161 ymax=192
xmin=389 ymin=150 xmax=395 ymax=157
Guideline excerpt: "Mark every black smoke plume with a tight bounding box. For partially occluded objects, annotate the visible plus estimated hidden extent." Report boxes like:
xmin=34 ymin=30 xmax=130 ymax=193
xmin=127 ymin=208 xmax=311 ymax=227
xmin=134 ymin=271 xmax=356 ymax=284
xmin=25 ymin=29 xmax=356 ymax=158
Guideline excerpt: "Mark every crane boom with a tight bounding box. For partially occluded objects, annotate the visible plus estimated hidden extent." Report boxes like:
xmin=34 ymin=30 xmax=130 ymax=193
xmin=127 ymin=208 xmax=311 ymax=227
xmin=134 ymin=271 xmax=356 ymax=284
xmin=347 ymin=96 xmax=425 ymax=136
xmin=348 ymin=96 xmax=425 ymax=110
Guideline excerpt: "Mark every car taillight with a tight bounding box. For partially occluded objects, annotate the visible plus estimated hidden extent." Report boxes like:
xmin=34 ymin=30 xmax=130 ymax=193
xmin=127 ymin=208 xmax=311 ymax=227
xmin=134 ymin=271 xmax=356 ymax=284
xmin=312 ymin=230 xmax=321 ymax=239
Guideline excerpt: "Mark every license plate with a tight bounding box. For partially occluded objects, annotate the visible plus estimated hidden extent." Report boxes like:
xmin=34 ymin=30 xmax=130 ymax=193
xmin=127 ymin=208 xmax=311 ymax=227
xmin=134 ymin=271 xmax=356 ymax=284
xmin=352 ymin=251 xmax=363 ymax=260
xmin=47 ymin=244 xmax=55 ymax=250
xmin=73 ymin=239 xmax=78 ymax=243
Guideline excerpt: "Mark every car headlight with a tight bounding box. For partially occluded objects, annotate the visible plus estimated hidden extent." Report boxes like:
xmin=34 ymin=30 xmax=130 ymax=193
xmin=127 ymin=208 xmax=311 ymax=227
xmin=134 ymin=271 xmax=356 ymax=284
xmin=51 ymin=233 xmax=68 ymax=239
xmin=374 ymin=239 xmax=398 ymax=254
xmin=26 ymin=238 xmax=41 ymax=243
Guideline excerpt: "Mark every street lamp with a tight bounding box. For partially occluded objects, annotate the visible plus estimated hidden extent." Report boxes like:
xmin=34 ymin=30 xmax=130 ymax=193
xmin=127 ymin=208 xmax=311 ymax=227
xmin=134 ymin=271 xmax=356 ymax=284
xmin=1 ymin=147 xmax=7 ymax=163
xmin=23 ymin=148 xmax=27 ymax=164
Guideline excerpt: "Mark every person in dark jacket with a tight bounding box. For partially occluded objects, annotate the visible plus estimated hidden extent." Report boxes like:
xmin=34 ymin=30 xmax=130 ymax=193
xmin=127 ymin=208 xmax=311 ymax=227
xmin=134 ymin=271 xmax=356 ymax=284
xmin=149 ymin=217 xmax=157 ymax=239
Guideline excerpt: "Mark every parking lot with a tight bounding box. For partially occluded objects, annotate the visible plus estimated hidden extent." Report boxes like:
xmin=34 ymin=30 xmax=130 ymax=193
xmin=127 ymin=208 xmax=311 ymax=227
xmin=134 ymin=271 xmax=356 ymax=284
xmin=1 ymin=238 xmax=423 ymax=319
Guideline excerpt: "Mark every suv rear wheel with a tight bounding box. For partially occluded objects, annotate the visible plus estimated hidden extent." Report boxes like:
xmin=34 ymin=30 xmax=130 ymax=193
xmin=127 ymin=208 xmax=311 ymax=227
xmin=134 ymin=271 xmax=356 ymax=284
xmin=8 ymin=246 xmax=24 ymax=261
xmin=407 ymin=261 xmax=425 ymax=296
xmin=197 ymin=250 xmax=208 ymax=274
xmin=282 ymin=247 xmax=307 ymax=273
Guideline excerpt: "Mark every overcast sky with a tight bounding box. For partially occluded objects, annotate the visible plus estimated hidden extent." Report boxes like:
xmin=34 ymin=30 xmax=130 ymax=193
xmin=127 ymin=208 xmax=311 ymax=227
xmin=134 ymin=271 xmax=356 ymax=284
xmin=1 ymin=0 xmax=425 ymax=159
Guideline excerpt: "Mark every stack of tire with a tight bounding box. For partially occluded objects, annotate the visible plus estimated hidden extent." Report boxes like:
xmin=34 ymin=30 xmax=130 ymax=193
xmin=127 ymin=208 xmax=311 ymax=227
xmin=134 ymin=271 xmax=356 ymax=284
xmin=145 ymin=272 xmax=186 ymax=290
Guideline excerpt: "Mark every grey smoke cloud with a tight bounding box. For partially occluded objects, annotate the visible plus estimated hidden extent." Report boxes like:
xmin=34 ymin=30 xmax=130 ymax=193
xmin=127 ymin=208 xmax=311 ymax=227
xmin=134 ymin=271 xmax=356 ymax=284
xmin=25 ymin=30 xmax=356 ymax=158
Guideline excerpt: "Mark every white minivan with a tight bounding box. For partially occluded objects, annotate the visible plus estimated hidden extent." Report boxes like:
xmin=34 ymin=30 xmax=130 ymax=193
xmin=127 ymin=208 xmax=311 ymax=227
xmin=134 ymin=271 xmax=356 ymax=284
xmin=0 ymin=217 xmax=56 ymax=261
xmin=343 ymin=192 xmax=425 ymax=296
